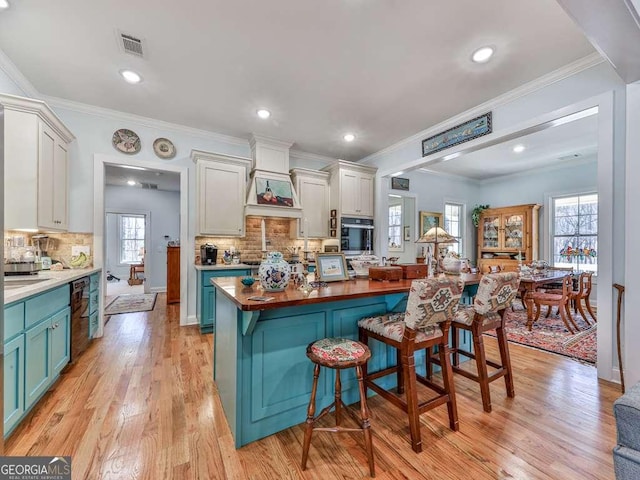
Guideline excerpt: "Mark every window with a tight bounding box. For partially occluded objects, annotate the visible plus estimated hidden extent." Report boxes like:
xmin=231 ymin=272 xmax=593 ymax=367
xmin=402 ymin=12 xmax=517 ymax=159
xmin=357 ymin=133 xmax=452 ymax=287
xmin=388 ymin=204 xmax=402 ymax=251
xmin=119 ymin=214 xmax=145 ymax=264
xmin=444 ymin=203 xmax=463 ymax=255
xmin=552 ymin=193 xmax=598 ymax=272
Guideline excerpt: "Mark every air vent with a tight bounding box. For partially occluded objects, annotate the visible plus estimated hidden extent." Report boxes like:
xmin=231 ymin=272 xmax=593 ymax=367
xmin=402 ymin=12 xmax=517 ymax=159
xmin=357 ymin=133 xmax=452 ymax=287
xmin=140 ymin=183 xmax=158 ymax=190
xmin=120 ymin=33 xmax=144 ymax=57
xmin=558 ymin=153 xmax=581 ymax=161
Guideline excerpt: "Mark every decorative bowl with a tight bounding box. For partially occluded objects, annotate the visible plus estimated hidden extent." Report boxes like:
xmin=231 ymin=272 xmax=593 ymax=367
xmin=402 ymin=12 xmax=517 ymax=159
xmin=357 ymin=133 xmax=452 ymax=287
xmin=350 ymin=254 xmax=380 ymax=278
xmin=240 ymin=277 xmax=255 ymax=287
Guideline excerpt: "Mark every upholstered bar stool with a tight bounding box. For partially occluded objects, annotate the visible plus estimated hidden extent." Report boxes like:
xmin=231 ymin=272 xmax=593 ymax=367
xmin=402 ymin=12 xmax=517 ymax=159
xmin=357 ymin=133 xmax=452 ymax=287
xmin=429 ymin=272 xmax=520 ymax=413
xmin=358 ymin=277 xmax=464 ymax=453
xmin=301 ymin=338 xmax=375 ymax=477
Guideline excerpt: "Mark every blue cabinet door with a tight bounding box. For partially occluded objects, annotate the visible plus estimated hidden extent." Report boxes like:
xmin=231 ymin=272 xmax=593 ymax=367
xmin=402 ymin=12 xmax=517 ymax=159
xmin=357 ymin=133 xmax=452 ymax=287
xmin=50 ymin=307 xmax=71 ymax=376
xmin=25 ymin=319 xmax=52 ymax=410
xmin=199 ymin=269 xmax=250 ymax=333
xmin=4 ymin=334 xmax=25 ymax=436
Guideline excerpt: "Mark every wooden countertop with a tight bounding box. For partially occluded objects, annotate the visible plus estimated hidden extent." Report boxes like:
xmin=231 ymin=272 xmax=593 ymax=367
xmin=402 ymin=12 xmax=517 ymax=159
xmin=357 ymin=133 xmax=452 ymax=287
xmin=212 ymin=273 xmax=481 ymax=311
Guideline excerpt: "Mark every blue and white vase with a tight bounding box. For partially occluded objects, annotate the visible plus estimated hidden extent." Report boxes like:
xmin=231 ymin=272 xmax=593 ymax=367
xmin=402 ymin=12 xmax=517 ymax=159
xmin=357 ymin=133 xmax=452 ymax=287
xmin=258 ymin=251 xmax=291 ymax=292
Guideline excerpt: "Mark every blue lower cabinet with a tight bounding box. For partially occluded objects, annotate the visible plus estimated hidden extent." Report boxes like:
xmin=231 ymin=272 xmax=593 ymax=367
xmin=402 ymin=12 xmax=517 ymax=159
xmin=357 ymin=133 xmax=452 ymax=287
xmin=4 ymin=334 xmax=25 ymax=435
xmin=89 ymin=312 xmax=99 ymax=339
xmin=25 ymin=318 xmax=52 ymax=410
xmin=51 ymin=307 xmax=71 ymax=376
xmin=198 ymin=269 xmax=250 ymax=333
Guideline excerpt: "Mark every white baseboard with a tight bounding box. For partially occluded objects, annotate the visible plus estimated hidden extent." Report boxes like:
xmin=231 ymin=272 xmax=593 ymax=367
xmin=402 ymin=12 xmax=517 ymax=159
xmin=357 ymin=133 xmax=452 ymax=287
xmin=185 ymin=315 xmax=198 ymax=326
xmin=150 ymin=287 xmax=167 ymax=293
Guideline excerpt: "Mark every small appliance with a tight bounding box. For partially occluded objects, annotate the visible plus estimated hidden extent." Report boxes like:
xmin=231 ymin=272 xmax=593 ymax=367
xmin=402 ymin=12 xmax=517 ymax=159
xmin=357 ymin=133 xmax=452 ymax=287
xmin=200 ymin=244 xmax=218 ymax=265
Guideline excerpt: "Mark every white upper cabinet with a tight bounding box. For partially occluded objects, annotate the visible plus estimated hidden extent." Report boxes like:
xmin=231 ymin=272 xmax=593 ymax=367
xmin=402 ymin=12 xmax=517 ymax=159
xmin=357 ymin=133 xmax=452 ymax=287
xmin=290 ymin=168 xmax=330 ymax=238
xmin=1 ymin=94 xmax=74 ymax=232
xmin=324 ymin=160 xmax=377 ymax=218
xmin=192 ymin=150 xmax=251 ymax=236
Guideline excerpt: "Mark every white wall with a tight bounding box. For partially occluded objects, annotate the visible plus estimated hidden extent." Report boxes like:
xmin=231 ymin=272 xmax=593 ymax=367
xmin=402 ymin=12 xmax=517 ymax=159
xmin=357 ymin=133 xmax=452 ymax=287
xmin=105 ymin=185 xmax=180 ymax=291
xmin=0 ymin=59 xmax=27 ymax=96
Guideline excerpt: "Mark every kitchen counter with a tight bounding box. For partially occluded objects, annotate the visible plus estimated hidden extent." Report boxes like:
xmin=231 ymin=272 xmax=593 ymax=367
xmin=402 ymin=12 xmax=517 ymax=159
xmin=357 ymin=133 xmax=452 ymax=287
xmin=194 ymin=263 xmax=256 ymax=271
xmin=4 ymin=267 xmax=102 ymax=305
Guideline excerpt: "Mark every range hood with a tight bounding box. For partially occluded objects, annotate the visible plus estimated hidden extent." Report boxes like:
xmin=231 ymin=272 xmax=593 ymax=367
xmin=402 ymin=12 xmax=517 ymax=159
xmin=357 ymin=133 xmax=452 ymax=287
xmin=245 ymin=135 xmax=303 ymax=219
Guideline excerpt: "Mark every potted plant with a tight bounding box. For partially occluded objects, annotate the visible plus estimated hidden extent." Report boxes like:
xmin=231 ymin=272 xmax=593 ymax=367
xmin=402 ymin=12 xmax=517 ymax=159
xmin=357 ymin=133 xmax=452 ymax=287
xmin=472 ymin=204 xmax=490 ymax=227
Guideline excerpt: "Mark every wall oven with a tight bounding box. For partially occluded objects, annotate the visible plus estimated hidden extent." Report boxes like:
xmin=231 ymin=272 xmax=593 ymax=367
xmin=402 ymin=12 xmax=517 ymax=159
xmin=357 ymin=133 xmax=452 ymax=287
xmin=340 ymin=217 xmax=374 ymax=256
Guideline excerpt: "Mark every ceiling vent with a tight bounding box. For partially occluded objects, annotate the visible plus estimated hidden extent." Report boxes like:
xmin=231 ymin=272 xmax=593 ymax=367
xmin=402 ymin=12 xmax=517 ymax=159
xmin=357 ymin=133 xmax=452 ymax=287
xmin=140 ymin=182 xmax=158 ymax=190
xmin=119 ymin=33 xmax=144 ymax=57
xmin=558 ymin=153 xmax=582 ymax=161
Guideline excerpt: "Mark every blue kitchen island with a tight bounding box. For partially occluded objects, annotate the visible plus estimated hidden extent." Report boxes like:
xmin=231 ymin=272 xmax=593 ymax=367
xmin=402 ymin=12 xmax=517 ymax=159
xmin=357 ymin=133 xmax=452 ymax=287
xmin=211 ymin=274 xmax=479 ymax=448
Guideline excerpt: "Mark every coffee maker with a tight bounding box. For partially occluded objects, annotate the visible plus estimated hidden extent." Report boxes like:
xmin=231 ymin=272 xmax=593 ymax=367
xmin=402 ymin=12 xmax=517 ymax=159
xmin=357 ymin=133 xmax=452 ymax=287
xmin=200 ymin=244 xmax=218 ymax=265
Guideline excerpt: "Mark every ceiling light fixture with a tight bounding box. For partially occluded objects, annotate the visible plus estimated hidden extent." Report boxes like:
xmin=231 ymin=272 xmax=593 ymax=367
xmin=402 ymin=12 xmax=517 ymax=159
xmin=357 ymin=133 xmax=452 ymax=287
xmin=0 ymin=0 xmax=9 ymax=9
xmin=257 ymin=109 xmax=271 ymax=119
xmin=120 ymin=69 xmax=142 ymax=84
xmin=343 ymin=133 xmax=356 ymax=142
xmin=471 ymin=46 xmax=495 ymax=63
xmin=127 ymin=180 xmax=137 ymax=186
xmin=391 ymin=171 xmax=404 ymax=177
xmin=513 ymin=144 xmax=526 ymax=153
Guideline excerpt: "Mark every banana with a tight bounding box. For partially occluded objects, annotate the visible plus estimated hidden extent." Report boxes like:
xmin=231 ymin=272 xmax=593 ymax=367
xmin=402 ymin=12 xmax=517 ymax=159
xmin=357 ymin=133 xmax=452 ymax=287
xmin=70 ymin=251 xmax=87 ymax=267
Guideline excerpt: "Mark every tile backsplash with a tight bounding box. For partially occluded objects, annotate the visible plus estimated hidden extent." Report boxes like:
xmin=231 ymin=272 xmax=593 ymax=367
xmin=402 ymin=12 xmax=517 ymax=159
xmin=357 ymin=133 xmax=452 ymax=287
xmin=4 ymin=231 xmax=94 ymax=266
xmin=196 ymin=217 xmax=324 ymax=264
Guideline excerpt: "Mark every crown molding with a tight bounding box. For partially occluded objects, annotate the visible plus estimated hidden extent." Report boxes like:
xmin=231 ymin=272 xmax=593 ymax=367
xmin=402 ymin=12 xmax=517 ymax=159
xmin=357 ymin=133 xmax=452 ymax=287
xmin=0 ymin=92 xmax=75 ymax=142
xmin=0 ymin=49 xmax=41 ymax=99
xmin=289 ymin=149 xmax=339 ymax=164
xmin=43 ymin=95 xmax=250 ymax=147
xmin=359 ymin=53 xmax=605 ymax=165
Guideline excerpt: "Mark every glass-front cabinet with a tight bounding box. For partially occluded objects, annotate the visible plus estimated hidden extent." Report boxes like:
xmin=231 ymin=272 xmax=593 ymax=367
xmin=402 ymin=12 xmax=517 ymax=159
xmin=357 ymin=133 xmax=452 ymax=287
xmin=477 ymin=204 xmax=541 ymax=272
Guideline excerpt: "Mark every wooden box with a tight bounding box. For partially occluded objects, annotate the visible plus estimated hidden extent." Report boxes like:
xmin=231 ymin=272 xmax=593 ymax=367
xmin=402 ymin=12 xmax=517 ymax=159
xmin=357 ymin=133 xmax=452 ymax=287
xmin=393 ymin=263 xmax=428 ymax=279
xmin=368 ymin=266 xmax=402 ymax=281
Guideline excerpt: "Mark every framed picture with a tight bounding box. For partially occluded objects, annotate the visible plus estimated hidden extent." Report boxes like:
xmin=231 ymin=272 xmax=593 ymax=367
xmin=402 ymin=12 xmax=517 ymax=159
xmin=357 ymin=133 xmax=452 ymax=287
xmin=324 ymin=245 xmax=339 ymax=253
xmin=330 ymin=217 xmax=337 ymax=229
xmin=330 ymin=229 xmax=337 ymax=237
xmin=422 ymin=112 xmax=492 ymax=157
xmin=419 ymin=211 xmax=442 ymax=236
xmin=315 ymin=253 xmax=349 ymax=282
xmin=404 ymin=225 xmax=411 ymax=241
xmin=391 ymin=177 xmax=410 ymax=191
xmin=255 ymin=178 xmax=294 ymax=207
xmin=330 ymin=209 xmax=337 ymax=218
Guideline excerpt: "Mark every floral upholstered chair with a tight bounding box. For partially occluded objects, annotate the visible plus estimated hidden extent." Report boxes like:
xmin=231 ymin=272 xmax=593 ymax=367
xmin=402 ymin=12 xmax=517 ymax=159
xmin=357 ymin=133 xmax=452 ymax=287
xmin=358 ymin=276 xmax=464 ymax=453
xmin=430 ymin=272 xmax=520 ymax=413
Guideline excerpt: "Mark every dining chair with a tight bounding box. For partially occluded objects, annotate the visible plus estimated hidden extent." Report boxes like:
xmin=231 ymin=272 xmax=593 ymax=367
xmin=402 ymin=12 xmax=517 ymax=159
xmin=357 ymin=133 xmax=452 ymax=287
xmin=545 ymin=271 xmax=596 ymax=325
xmin=528 ymin=275 xmax=580 ymax=333
xmin=428 ymin=272 xmax=520 ymax=413
xmin=358 ymin=277 xmax=464 ymax=453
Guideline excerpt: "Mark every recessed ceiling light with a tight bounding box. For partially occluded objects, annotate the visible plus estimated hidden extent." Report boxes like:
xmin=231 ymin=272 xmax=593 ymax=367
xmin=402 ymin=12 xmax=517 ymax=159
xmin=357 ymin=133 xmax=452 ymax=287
xmin=120 ymin=69 xmax=142 ymax=84
xmin=471 ymin=46 xmax=495 ymax=63
xmin=343 ymin=133 xmax=356 ymax=142
xmin=0 ymin=0 xmax=10 ymax=9
xmin=257 ymin=109 xmax=271 ymax=119
xmin=127 ymin=180 xmax=137 ymax=186
xmin=513 ymin=144 xmax=526 ymax=153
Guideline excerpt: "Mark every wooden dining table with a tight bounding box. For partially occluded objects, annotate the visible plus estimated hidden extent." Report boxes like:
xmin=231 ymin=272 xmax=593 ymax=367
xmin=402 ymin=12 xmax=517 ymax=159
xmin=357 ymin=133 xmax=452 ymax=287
xmin=518 ymin=270 xmax=573 ymax=330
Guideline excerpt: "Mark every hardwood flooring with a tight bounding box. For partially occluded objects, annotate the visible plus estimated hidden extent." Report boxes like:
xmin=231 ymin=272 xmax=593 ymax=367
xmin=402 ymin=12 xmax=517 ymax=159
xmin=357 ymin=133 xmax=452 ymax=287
xmin=6 ymin=294 xmax=619 ymax=479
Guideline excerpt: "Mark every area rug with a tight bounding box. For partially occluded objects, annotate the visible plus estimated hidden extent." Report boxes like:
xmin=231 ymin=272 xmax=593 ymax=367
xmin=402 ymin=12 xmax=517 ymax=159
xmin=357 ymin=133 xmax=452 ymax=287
xmin=485 ymin=306 xmax=597 ymax=364
xmin=104 ymin=293 xmax=157 ymax=315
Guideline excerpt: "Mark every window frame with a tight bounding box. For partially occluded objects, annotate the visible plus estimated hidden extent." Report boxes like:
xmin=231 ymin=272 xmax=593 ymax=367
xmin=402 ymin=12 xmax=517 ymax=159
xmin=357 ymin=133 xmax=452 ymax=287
xmin=118 ymin=214 xmax=146 ymax=265
xmin=444 ymin=202 xmax=464 ymax=257
xmin=388 ymin=203 xmax=403 ymax=252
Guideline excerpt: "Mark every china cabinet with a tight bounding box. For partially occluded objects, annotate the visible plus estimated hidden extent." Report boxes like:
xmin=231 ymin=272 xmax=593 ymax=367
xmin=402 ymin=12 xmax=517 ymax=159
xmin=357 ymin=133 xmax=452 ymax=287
xmin=192 ymin=150 xmax=252 ymax=236
xmin=289 ymin=168 xmax=330 ymax=238
xmin=476 ymin=204 xmax=541 ymax=272
xmin=324 ymin=160 xmax=376 ymax=218
xmin=1 ymin=93 xmax=75 ymax=231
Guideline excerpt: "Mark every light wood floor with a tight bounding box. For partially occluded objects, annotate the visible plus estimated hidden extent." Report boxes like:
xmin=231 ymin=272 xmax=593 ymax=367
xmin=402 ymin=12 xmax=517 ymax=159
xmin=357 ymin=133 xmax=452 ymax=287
xmin=6 ymin=294 xmax=619 ymax=479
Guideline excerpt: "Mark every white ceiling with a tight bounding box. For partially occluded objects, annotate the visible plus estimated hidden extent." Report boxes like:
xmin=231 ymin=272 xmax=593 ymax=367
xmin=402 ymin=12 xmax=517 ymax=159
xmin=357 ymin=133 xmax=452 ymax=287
xmin=105 ymin=165 xmax=181 ymax=192
xmin=0 ymin=0 xmax=596 ymax=161
xmin=420 ymin=112 xmax=598 ymax=180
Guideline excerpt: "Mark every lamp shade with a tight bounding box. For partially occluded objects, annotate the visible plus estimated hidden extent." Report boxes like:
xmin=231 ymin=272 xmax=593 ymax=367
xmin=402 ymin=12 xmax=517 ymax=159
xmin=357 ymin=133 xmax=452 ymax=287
xmin=416 ymin=226 xmax=458 ymax=244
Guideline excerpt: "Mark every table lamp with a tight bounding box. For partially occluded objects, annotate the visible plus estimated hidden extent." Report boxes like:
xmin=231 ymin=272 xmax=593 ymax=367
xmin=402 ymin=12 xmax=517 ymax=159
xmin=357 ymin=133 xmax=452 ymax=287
xmin=416 ymin=226 xmax=458 ymax=274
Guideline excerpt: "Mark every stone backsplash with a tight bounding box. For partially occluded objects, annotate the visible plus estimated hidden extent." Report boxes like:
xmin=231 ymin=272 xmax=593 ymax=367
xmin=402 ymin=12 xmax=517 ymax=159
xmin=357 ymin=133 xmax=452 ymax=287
xmin=195 ymin=217 xmax=326 ymax=264
xmin=5 ymin=231 xmax=94 ymax=266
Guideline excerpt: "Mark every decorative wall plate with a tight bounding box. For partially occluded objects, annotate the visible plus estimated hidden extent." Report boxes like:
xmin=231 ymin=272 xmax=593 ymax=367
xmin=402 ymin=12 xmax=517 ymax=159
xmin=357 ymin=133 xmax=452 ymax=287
xmin=112 ymin=129 xmax=141 ymax=154
xmin=153 ymin=137 xmax=176 ymax=159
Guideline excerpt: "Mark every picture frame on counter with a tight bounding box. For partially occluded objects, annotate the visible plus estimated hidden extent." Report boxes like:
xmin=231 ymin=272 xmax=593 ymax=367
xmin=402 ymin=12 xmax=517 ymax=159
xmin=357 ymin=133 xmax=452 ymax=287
xmin=315 ymin=253 xmax=349 ymax=282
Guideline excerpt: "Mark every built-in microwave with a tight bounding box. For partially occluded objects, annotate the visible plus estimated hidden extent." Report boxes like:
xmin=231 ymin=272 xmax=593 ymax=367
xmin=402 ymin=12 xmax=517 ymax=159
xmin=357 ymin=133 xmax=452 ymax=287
xmin=340 ymin=217 xmax=374 ymax=256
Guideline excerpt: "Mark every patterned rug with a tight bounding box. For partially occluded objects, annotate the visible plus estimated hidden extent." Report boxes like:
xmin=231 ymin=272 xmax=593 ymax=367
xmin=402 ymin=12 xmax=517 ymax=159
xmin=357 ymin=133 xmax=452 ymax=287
xmin=485 ymin=306 xmax=597 ymax=364
xmin=105 ymin=293 xmax=157 ymax=315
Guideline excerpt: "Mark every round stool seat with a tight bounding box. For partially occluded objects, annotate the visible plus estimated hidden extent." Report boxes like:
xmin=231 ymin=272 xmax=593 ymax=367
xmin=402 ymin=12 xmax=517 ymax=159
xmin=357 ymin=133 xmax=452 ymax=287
xmin=306 ymin=338 xmax=371 ymax=369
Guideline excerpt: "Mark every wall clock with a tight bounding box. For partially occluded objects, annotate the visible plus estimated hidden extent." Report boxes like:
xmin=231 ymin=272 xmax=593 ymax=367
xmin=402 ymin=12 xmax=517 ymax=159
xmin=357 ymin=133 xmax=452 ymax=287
xmin=153 ymin=137 xmax=176 ymax=159
xmin=112 ymin=129 xmax=141 ymax=154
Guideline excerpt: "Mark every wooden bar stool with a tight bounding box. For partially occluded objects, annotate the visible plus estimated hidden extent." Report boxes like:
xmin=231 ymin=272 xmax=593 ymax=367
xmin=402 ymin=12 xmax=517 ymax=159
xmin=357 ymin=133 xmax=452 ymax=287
xmin=301 ymin=338 xmax=375 ymax=477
